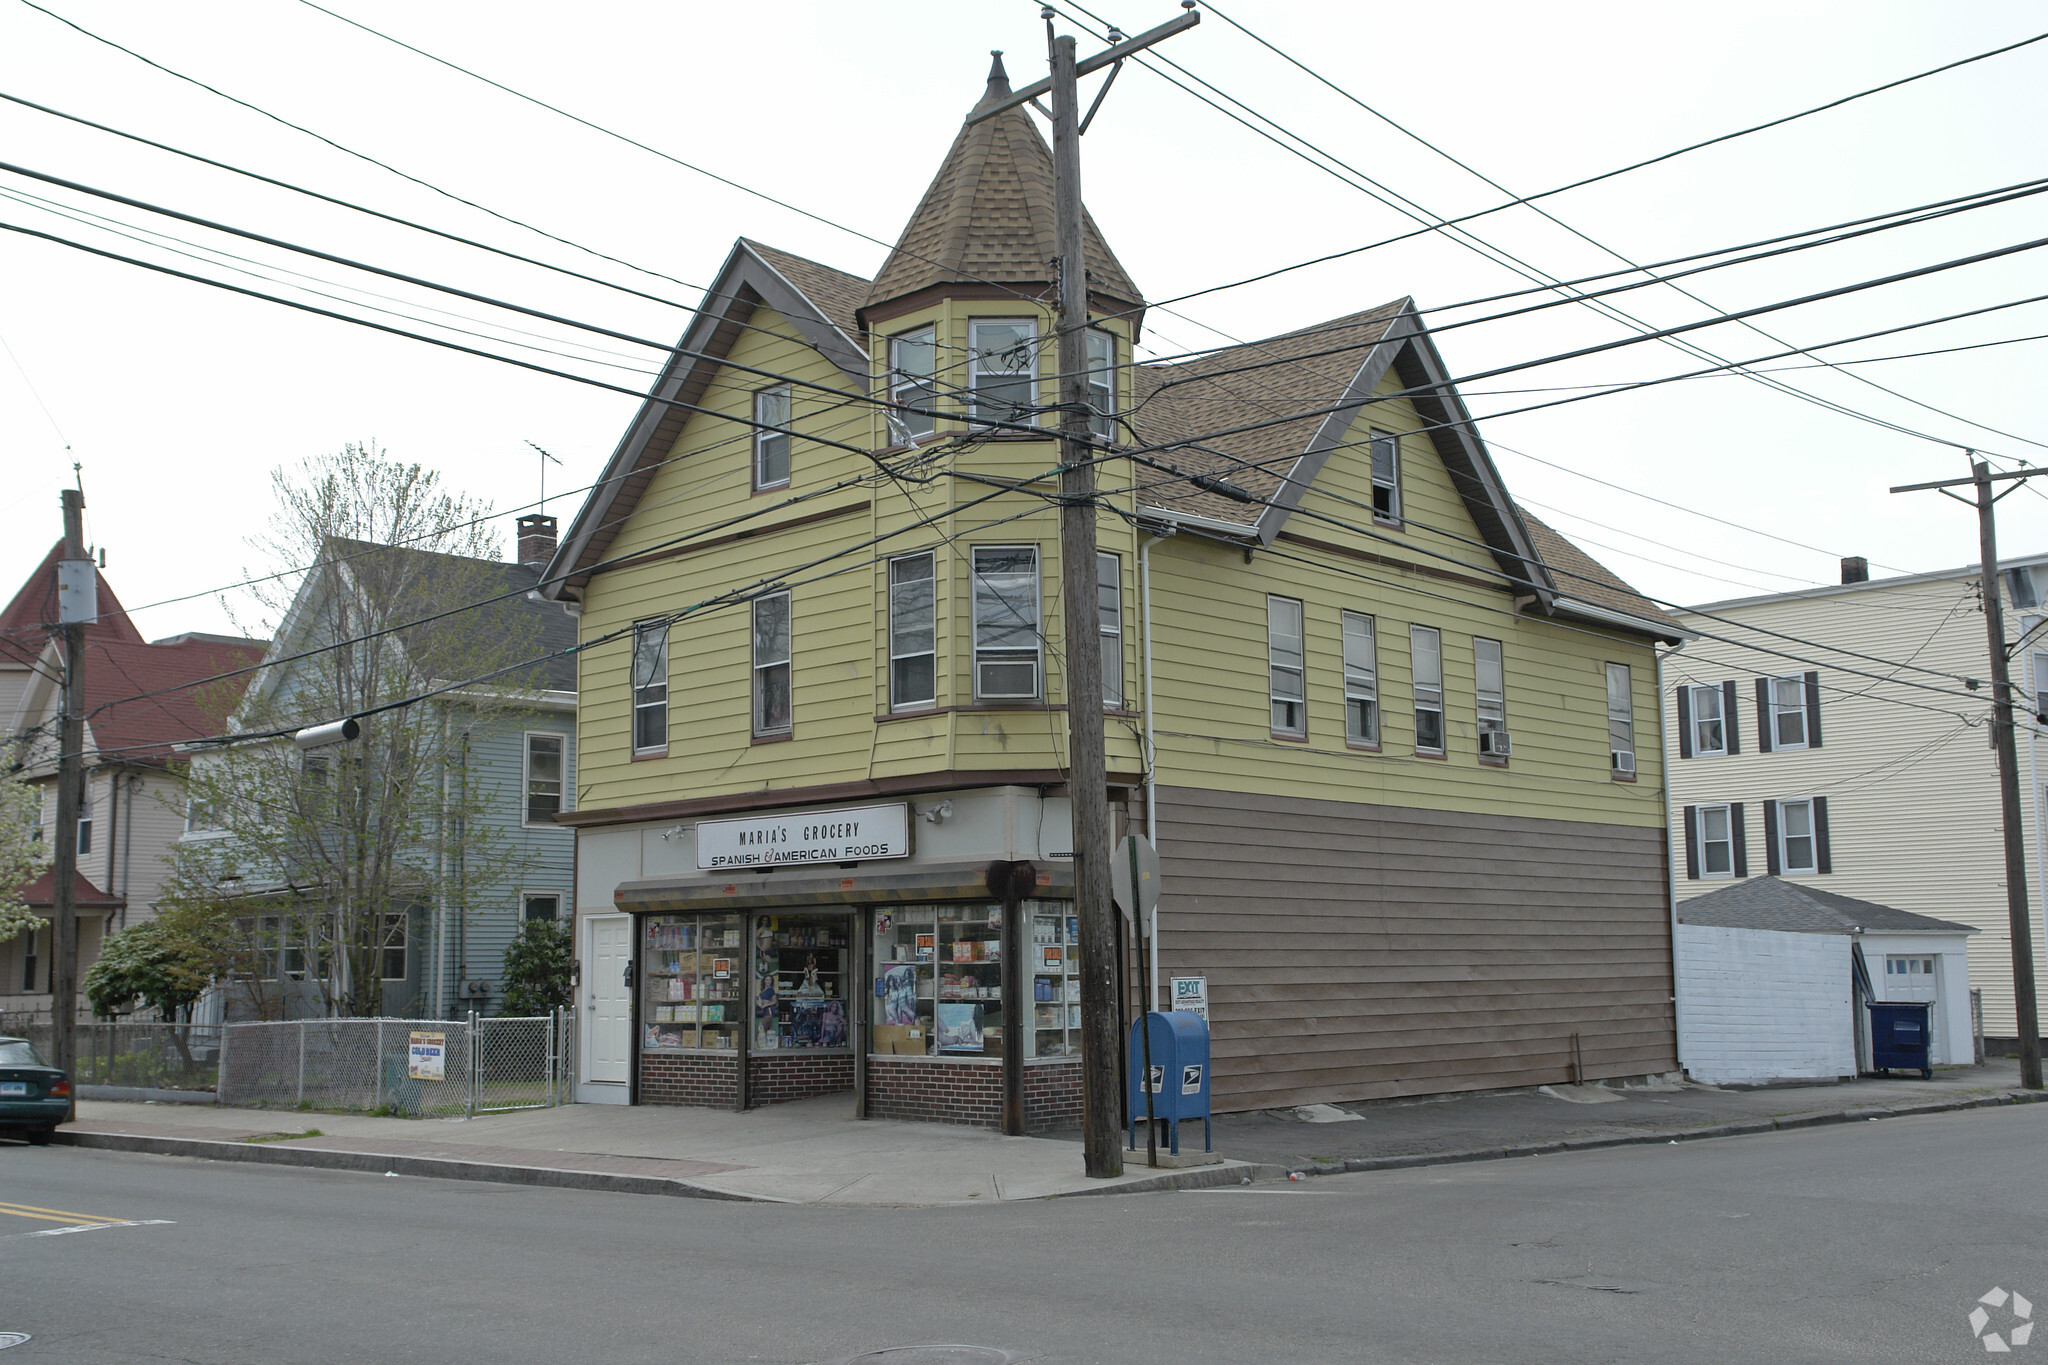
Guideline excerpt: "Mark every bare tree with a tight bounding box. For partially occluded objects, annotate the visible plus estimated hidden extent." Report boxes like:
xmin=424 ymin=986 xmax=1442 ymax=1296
xmin=162 ymin=443 xmax=542 ymax=1018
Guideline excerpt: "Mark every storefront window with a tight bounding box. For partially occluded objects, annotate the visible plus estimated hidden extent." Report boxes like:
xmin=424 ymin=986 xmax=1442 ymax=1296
xmin=643 ymin=913 xmax=745 ymax=1051
xmin=870 ymin=901 xmax=1076 ymax=1058
xmin=754 ymin=914 xmax=850 ymax=1050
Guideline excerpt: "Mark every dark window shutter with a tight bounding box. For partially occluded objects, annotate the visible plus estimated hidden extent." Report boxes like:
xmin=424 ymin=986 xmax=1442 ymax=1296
xmin=1677 ymin=686 xmax=1694 ymax=759
xmin=1805 ymin=671 xmax=1823 ymax=748
xmin=1683 ymin=805 xmax=1700 ymax=879
xmin=1724 ymin=680 xmax=1741 ymax=755
xmin=1755 ymin=677 xmax=1774 ymax=754
xmin=1730 ymin=802 xmax=1749 ymax=878
xmin=1763 ymin=800 xmax=1782 ymax=876
xmin=1815 ymin=796 xmax=1832 ymax=873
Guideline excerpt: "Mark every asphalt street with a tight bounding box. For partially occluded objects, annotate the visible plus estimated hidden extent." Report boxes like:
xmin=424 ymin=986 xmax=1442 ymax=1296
xmin=5 ymin=1103 xmax=2046 ymax=1364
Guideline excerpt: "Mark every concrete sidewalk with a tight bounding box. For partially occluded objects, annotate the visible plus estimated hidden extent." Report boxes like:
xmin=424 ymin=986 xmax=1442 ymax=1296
xmin=44 ymin=1062 xmax=2044 ymax=1205
xmin=1148 ymin=1059 xmax=2048 ymax=1177
xmin=50 ymin=1096 xmax=1268 ymax=1206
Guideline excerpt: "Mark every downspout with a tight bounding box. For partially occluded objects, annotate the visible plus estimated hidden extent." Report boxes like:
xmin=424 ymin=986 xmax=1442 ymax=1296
xmin=1659 ymin=642 xmax=1686 ymax=1074
xmin=457 ymin=728 xmax=471 ymax=999
xmin=434 ymin=706 xmax=449 ymax=1019
xmin=1140 ymin=531 xmax=1167 ymax=1013
xmin=119 ymin=770 xmax=138 ymax=928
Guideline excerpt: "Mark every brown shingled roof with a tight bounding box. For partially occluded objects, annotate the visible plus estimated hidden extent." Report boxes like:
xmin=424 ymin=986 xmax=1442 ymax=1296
xmin=741 ymin=239 xmax=868 ymax=343
xmin=1130 ymin=302 xmax=1406 ymax=524
xmin=862 ymin=55 xmax=1142 ymax=316
xmin=1519 ymin=512 xmax=1681 ymax=631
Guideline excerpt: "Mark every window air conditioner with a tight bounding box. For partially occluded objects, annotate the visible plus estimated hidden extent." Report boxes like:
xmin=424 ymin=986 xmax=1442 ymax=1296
xmin=976 ymin=658 xmax=1040 ymax=701
xmin=1612 ymin=750 xmax=1636 ymax=774
xmin=1479 ymin=730 xmax=1511 ymax=757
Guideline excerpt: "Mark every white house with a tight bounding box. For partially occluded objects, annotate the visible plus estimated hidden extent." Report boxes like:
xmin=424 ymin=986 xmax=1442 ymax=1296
xmin=1675 ymin=876 xmax=1975 ymax=1084
xmin=1665 ymin=553 xmax=2039 ymax=1046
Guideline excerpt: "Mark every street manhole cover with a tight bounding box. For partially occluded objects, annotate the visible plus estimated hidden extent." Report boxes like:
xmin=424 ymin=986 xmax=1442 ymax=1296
xmin=0 ymin=1334 xmax=29 ymax=1350
xmin=831 ymin=1349 xmax=1022 ymax=1365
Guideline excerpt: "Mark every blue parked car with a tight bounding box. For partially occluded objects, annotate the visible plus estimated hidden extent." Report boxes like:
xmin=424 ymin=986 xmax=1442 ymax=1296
xmin=0 ymin=1036 xmax=70 ymax=1146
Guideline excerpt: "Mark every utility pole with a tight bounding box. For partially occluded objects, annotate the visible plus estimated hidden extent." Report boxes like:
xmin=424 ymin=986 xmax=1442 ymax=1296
xmin=971 ymin=4 xmax=1197 ymax=1178
xmin=1892 ymin=458 xmax=2044 ymax=1089
xmin=51 ymin=488 xmax=90 ymax=1119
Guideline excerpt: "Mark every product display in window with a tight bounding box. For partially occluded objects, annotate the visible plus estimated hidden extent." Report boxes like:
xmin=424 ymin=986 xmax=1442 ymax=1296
xmin=754 ymin=914 xmax=849 ymax=1050
xmin=870 ymin=901 xmax=1074 ymax=1057
xmin=642 ymin=913 xmax=744 ymax=1050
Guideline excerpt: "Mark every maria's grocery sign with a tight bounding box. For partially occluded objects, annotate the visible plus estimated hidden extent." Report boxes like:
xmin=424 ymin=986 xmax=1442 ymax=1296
xmin=696 ymin=804 xmax=910 ymax=870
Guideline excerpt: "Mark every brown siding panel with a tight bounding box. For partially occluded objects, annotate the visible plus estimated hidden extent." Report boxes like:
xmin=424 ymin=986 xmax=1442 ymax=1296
xmin=1156 ymin=786 xmax=1676 ymax=1112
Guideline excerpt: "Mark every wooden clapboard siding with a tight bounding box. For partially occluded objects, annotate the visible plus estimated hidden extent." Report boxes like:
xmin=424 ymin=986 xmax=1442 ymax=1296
xmin=1155 ymin=784 xmax=1676 ymax=1112
xmin=1668 ymin=561 xmax=2048 ymax=1036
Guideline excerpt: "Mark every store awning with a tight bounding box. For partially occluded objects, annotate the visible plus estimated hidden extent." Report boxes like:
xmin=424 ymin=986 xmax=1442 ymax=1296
xmin=613 ymin=859 xmax=1075 ymax=914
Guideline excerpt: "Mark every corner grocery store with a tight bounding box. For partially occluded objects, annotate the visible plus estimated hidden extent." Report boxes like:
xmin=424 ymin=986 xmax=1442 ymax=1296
xmin=572 ymin=787 xmax=1109 ymax=1132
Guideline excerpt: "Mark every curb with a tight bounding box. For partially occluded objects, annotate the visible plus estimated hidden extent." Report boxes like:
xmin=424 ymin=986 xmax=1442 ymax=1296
xmin=49 ymin=1129 xmax=1283 ymax=1203
xmin=1274 ymin=1088 xmax=2048 ymax=1181
xmin=51 ymin=1130 xmax=760 ymax=1202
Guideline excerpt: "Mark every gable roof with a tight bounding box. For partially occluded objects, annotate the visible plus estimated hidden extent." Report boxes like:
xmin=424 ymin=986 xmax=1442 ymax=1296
xmin=11 ymin=629 xmax=269 ymax=765
xmin=861 ymin=54 xmax=1143 ymax=321
xmin=1678 ymin=876 xmax=1977 ymax=936
xmin=546 ymin=238 xmax=873 ymax=595
xmin=0 ymin=541 xmax=145 ymax=673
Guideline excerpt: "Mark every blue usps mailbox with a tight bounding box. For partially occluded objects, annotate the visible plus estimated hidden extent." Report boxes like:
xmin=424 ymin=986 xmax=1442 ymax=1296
xmin=1127 ymin=1010 xmax=1212 ymax=1155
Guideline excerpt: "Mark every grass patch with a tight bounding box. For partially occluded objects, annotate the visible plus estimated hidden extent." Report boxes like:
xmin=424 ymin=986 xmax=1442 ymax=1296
xmin=244 ymin=1128 xmax=323 ymax=1143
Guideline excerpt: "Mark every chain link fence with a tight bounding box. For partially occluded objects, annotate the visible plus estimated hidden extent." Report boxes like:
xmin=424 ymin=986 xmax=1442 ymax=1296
xmin=74 ymin=1023 xmax=224 ymax=1092
xmin=217 ymin=1010 xmax=574 ymax=1117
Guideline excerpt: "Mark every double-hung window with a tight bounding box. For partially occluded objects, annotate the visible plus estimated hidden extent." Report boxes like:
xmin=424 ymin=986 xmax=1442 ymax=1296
xmin=1411 ymin=625 xmax=1444 ymax=753
xmin=1370 ymin=431 xmax=1401 ymax=522
xmin=1778 ymin=798 xmax=1817 ymax=874
xmin=1086 ymin=328 xmax=1117 ymax=440
xmin=379 ymin=912 xmax=407 ymax=982
xmin=1474 ymin=638 xmax=1506 ymax=756
xmin=969 ymin=320 xmax=1038 ymax=426
xmin=76 ymin=773 xmax=94 ymax=857
xmin=752 ymin=592 xmax=793 ymax=737
xmin=972 ymin=546 xmax=1041 ymax=700
xmin=1098 ymin=552 xmax=1123 ymax=708
xmin=1698 ymin=804 xmax=1735 ymax=877
xmin=1768 ymin=675 xmax=1808 ymax=749
xmin=1267 ymin=596 xmax=1306 ymax=737
xmin=1342 ymin=611 xmax=1378 ymax=746
xmin=524 ymin=733 xmax=564 ymax=825
xmin=1607 ymin=663 xmax=1636 ymax=774
xmin=888 ymin=552 xmax=937 ymax=711
xmin=753 ymin=385 xmax=792 ymax=490
xmin=1688 ymin=683 xmax=1725 ymax=756
xmin=888 ymin=327 xmax=937 ymax=443
xmin=631 ymin=620 xmax=669 ymax=752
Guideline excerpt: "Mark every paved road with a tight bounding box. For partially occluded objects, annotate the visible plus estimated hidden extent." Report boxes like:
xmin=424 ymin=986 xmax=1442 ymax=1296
xmin=5 ymin=1104 xmax=2045 ymax=1363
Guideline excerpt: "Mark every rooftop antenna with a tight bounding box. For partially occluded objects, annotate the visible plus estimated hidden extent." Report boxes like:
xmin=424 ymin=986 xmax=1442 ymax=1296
xmin=526 ymin=441 xmax=563 ymax=514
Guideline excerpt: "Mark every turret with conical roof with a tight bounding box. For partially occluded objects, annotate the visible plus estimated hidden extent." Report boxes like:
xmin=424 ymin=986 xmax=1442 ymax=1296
xmin=859 ymin=52 xmax=1145 ymax=331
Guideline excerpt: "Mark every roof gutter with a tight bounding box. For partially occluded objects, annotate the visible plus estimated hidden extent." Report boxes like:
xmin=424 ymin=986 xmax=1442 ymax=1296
xmin=1133 ymin=505 xmax=1260 ymax=540
xmin=1552 ymin=595 xmax=1696 ymax=645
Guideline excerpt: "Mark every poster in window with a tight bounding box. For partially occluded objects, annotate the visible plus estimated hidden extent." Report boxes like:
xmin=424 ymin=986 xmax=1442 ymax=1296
xmin=935 ymin=1002 xmax=984 ymax=1053
xmin=877 ymin=964 xmax=919 ymax=1026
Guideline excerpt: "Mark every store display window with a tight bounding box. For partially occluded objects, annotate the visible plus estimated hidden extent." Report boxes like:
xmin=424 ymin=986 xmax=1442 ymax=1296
xmin=642 ymin=913 xmax=745 ymax=1051
xmin=754 ymin=914 xmax=851 ymax=1050
xmin=869 ymin=901 xmax=1076 ymax=1058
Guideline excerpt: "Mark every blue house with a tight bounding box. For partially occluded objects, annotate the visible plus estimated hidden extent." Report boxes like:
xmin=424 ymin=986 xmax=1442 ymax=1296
xmin=180 ymin=514 xmax=576 ymax=1021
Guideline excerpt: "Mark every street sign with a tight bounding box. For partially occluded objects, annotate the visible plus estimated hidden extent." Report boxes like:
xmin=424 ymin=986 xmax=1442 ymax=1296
xmin=1111 ymin=832 xmax=1160 ymax=925
xmin=1169 ymin=975 xmax=1208 ymax=1022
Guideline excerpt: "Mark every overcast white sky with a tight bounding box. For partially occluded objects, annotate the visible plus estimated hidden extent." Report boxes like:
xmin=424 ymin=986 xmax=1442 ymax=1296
xmin=2 ymin=0 xmax=2045 ymax=642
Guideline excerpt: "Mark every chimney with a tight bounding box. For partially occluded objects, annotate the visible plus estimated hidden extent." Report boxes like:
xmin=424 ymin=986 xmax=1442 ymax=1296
xmin=1840 ymin=556 xmax=1869 ymax=585
xmin=517 ymin=514 xmax=558 ymax=570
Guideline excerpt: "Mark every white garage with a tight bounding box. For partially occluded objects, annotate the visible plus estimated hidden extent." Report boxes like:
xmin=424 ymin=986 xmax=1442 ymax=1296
xmin=1674 ymin=877 xmax=1976 ymax=1085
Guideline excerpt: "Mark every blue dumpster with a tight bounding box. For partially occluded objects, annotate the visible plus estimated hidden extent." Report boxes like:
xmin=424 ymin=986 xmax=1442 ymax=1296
xmin=1868 ymin=1000 xmax=1933 ymax=1078
xmin=1126 ymin=1011 xmax=1211 ymax=1155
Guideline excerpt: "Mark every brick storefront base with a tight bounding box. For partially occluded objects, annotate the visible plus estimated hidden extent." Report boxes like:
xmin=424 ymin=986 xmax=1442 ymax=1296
xmin=640 ymin=1052 xmax=739 ymax=1108
xmin=749 ymin=1052 xmax=855 ymax=1106
xmin=866 ymin=1055 xmax=1084 ymax=1133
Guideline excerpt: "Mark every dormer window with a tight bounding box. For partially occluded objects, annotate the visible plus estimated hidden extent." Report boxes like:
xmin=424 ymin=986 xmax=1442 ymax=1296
xmin=969 ymin=319 xmax=1039 ymax=427
xmin=888 ymin=327 xmax=937 ymax=442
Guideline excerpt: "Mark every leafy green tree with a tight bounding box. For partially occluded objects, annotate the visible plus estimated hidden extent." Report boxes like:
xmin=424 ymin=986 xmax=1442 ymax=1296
xmin=0 ymin=773 xmax=51 ymax=947
xmin=499 ymin=918 xmax=571 ymax=1017
xmin=83 ymin=919 xmax=213 ymax=1021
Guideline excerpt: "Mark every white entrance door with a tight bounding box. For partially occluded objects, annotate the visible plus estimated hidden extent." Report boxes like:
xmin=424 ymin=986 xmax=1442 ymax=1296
xmin=584 ymin=914 xmax=632 ymax=1089
xmin=1885 ymin=954 xmax=1941 ymax=1059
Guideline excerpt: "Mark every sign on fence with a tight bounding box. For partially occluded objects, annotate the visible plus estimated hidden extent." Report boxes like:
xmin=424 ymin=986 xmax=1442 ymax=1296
xmin=407 ymin=1031 xmax=446 ymax=1081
